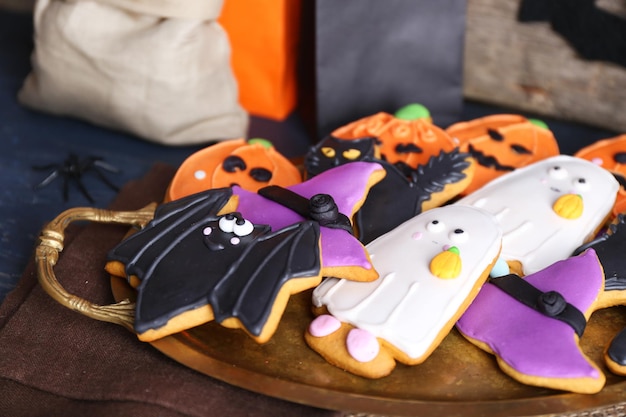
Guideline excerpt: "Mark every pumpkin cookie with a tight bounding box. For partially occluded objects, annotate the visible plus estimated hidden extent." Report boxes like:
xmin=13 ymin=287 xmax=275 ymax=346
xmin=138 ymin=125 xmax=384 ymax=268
xmin=167 ymin=138 xmax=301 ymax=199
xmin=574 ymin=134 xmax=626 ymax=218
xmin=446 ymin=115 xmax=559 ymax=195
xmin=331 ymin=104 xmax=457 ymax=169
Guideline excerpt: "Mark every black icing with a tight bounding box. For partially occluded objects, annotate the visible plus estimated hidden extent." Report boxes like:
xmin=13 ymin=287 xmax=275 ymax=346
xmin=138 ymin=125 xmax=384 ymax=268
xmin=615 ymin=152 xmax=626 ymax=164
xmin=489 ymin=274 xmax=587 ymax=337
xmin=304 ymin=135 xmax=376 ymax=178
xmin=607 ymin=327 xmax=626 ymax=366
xmin=107 ymin=188 xmax=322 ymax=338
xmin=223 ymin=155 xmax=246 ymax=173
xmin=573 ymin=214 xmax=626 ymax=291
xmin=355 ymin=148 xmax=471 ymax=244
xmin=487 ymin=128 xmax=504 ymax=142
xmin=249 ymin=167 xmax=272 ymax=182
xmin=258 ymin=185 xmax=353 ymax=234
xmin=467 ymin=144 xmax=516 ymax=172
xmin=395 ymin=143 xmax=423 ymax=154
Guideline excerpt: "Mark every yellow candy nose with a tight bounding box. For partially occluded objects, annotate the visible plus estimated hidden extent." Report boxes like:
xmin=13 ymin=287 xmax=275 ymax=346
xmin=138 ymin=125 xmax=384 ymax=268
xmin=429 ymin=246 xmax=462 ymax=279
xmin=553 ymin=193 xmax=583 ymax=219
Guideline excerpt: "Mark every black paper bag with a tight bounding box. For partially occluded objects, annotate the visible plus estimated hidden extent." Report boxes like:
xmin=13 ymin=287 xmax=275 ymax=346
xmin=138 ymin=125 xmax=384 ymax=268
xmin=314 ymin=0 xmax=466 ymax=138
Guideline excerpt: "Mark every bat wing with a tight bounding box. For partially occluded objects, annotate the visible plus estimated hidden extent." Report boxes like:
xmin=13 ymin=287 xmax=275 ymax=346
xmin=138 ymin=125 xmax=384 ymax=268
xmin=107 ymin=187 xmax=234 ymax=280
xmin=209 ymin=220 xmax=321 ymax=337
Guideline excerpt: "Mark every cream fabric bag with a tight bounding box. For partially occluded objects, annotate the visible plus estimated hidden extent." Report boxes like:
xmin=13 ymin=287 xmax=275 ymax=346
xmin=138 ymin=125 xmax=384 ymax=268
xmin=18 ymin=0 xmax=248 ymax=145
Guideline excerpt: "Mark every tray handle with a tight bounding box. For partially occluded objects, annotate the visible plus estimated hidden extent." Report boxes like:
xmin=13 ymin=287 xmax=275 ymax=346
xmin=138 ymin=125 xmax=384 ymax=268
xmin=35 ymin=204 xmax=157 ymax=331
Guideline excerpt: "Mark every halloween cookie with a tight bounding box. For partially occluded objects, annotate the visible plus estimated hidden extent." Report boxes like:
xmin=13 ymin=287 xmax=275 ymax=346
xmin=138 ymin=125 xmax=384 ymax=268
xmin=303 ymin=135 xmax=475 ymax=244
xmin=106 ymin=161 xmax=386 ymax=343
xmin=331 ymin=104 xmax=457 ymax=169
xmin=167 ymin=138 xmax=301 ymax=199
xmin=456 ymin=155 xmax=619 ymax=276
xmin=574 ymin=134 xmax=626 ymax=217
xmin=571 ymin=214 xmax=626 ymax=376
xmin=446 ymin=115 xmax=559 ymax=195
xmin=456 ymin=249 xmax=606 ymax=394
xmin=306 ymin=204 xmax=502 ymax=379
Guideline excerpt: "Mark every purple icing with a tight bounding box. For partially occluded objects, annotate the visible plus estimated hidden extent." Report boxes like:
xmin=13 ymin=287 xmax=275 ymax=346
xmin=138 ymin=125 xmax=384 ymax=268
xmin=233 ymin=161 xmax=383 ymax=271
xmin=457 ymin=249 xmax=603 ymax=380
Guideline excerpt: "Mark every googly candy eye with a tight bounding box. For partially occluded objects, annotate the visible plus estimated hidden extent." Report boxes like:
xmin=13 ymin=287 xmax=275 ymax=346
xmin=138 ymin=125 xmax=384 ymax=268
xmin=548 ymin=165 xmax=567 ymax=180
xmin=427 ymin=219 xmax=445 ymax=233
xmin=572 ymin=177 xmax=590 ymax=193
xmin=449 ymin=228 xmax=468 ymax=244
xmin=218 ymin=213 xmax=237 ymax=233
xmin=233 ymin=218 xmax=254 ymax=237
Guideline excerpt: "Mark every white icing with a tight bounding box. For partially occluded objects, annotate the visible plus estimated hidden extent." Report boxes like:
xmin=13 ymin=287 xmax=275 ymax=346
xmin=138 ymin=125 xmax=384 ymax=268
xmin=456 ymin=155 xmax=619 ymax=275
xmin=312 ymin=205 xmax=502 ymax=360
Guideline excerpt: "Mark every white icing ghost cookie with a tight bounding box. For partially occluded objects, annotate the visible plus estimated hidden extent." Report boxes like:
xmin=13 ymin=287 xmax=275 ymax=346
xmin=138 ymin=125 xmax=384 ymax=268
xmin=456 ymin=155 xmax=619 ymax=276
xmin=305 ymin=205 xmax=502 ymax=378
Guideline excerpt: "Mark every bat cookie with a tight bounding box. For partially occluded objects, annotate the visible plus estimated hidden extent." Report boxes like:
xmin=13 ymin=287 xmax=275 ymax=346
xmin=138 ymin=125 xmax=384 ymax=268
xmin=456 ymin=155 xmax=619 ymax=276
xmin=456 ymin=249 xmax=606 ymax=394
xmin=305 ymin=205 xmax=502 ymax=379
xmin=106 ymin=161 xmax=386 ymax=343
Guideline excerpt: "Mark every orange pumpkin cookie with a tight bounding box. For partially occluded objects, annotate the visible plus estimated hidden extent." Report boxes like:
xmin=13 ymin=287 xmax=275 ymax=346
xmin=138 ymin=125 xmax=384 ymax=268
xmin=331 ymin=104 xmax=457 ymax=169
xmin=167 ymin=138 xmax=301 ymax=200
xmin=574 ymin=134 xmax=626 ymax=218
xmin=446 ymin=115 xmax=559 ymax=195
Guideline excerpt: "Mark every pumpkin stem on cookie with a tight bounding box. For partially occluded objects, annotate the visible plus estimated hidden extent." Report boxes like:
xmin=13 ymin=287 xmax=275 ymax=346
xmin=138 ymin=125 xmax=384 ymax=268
xmin=393 ymin=103 xmax=431 ymax=122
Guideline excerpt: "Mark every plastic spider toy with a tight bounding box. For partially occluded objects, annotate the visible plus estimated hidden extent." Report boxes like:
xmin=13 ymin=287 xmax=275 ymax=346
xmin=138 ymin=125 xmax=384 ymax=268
xmin=33 ymin=153 xmax=120 ymax=203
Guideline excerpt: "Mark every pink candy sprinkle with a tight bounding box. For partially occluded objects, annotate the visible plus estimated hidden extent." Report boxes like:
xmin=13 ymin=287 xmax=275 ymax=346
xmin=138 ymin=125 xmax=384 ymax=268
xmin=346 ymin=328 xmax=379 ymax=362
xmin=309 ymin=314 xmax=341 ymax=337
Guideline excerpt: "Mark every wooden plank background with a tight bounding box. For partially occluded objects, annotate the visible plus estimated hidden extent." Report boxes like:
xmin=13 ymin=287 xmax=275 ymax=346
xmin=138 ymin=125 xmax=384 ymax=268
xmin=464 ymin=0 xmax=626 ymax=133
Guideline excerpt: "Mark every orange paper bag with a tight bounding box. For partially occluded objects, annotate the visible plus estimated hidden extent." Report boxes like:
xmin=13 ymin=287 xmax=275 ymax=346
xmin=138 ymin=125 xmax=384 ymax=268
xmin=219 ymin=0 xmax=301 ymax=120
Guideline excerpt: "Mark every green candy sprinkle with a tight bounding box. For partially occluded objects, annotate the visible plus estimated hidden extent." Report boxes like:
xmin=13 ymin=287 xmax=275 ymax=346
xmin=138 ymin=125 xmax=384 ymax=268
xmin=394 ymin=103 xmax=430 ymax=121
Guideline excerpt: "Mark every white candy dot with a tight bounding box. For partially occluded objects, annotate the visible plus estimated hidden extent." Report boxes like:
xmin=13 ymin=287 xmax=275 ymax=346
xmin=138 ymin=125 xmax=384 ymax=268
xmin=194 ymin=170 xmax=207 ymax=180
xmin=202 ymin=227 xmax=212 ymax=236
xmin=230 ymin=237 xmax=240 ymax=245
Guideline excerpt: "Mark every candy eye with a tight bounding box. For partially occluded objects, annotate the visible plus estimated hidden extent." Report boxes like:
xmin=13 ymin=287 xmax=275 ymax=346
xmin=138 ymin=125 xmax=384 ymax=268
xmin=449 ymin=228 xmax=468 ymax=244
xmin=219 ymin=214 xmax=237 ymax=233
xmin=342 ymin=148 xmax=361 ymax=160
xmin=572 ymin=177 xmax=590 ymax=192
xmin=321 ymin=147 xmax=336 ymax=158
xmin=427 ymin=219 xmax=445 ymax=233
xmin=548 ymin=165 xmax=567 ymax=180
xmin=233 ymin=219 xmax=254 ymax=237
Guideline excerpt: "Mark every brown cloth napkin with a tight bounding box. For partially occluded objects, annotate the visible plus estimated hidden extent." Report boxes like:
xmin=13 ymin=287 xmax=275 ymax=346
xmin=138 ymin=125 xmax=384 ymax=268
xmin=0 ymin=163 xmax=343 ymax=417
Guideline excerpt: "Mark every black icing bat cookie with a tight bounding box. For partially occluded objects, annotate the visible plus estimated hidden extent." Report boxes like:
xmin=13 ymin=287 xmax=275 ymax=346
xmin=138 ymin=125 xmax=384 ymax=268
xmin=107 ymin=188 xmax=322 ymax=344
xmin=355 ymin=149 xmax=473 ymax=244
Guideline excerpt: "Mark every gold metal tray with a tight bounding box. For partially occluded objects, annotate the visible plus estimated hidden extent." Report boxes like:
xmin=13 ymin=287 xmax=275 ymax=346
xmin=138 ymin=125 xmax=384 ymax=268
xmin=37 ymin=206 xmax=626 ymax=417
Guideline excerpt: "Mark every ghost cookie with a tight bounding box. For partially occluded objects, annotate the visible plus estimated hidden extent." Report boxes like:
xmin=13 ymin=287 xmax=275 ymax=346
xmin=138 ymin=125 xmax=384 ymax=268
xmin=456 ymin=249 xmax=606 ymax=394
xmin=305 ymin=205 xmax=502 ymax=378
xmin=456 ymin=155 xmax=619 ymax=276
